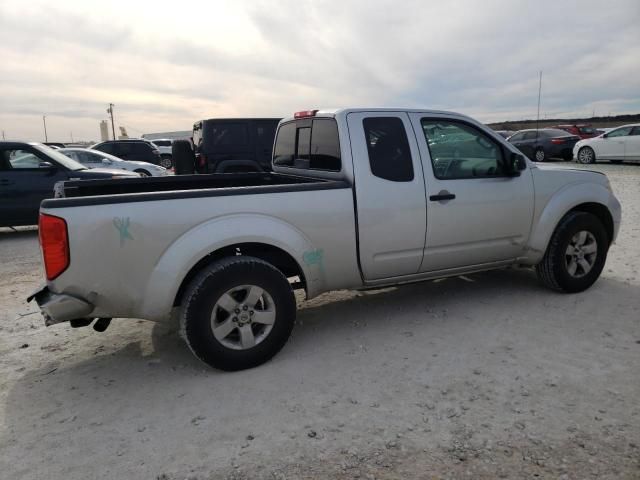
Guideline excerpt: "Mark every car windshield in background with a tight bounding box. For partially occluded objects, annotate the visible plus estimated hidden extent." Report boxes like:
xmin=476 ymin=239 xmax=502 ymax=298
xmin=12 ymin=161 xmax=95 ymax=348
xmin=153 ymin=140 xmax=171 ymax=147
xmin=33 ymin=144 xmax=86 ymax=170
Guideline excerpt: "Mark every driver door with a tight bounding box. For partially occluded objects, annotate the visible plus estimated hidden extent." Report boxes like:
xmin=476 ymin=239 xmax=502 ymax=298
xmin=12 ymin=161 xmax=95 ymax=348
xmin=599 ymin=127 xmax=630 ymax=160
xmin=408 ymin=114 xmax=535 ymax=272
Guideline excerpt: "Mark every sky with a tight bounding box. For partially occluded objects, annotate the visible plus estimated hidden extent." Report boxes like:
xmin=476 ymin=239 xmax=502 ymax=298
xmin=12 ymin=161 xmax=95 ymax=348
xmin=1 ymin=0 xmax=639 ymax=142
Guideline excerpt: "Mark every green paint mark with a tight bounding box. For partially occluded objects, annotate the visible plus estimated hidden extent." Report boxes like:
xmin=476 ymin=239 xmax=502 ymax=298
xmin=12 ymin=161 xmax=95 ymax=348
xmin=303 ymin=249 xmax=324 ymax=270
xmin=113 ymin=217 xmax=133 ymax=247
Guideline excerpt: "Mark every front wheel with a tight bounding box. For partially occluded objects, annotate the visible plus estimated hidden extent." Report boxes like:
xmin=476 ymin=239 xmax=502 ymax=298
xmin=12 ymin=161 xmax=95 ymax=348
xmin=535 ymin=212 xmax=609 ymax=293
xmin=134 ymin=169 xmax=151 ymax=177
xmin=180 ymin=256 xmax=296 ymax=371
xmin=577 ymin=146 xmax=596 ymax=164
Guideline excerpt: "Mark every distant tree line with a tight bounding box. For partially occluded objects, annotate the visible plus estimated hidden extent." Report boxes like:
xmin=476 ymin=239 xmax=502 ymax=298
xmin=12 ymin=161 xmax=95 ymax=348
xmin=488 ymin=113 xmax=640 ymax=131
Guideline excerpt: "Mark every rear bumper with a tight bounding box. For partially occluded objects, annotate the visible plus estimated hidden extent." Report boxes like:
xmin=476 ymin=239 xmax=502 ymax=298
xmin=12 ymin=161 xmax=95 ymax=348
xmin=27 ymin=286 xmax=94 ymax=326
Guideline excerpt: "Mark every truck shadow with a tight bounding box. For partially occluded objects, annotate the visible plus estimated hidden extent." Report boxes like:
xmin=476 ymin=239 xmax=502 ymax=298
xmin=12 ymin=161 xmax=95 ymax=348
xmin=2 ymin=267 xmax=637 ymax=477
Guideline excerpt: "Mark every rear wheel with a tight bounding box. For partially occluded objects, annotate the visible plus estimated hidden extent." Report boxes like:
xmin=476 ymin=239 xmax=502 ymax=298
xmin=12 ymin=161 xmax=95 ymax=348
xmin=160 ymin=156 xmax=173 ymax=169
xmin=180 ymin=257 xmax=296 ymax=371
xmin=577 ymin=146 xmax=596 ymax=164
xmin=534 ymin=147 xmax=546 ymax=162
xmin=536 ymin=212 xmax=608 ymax=293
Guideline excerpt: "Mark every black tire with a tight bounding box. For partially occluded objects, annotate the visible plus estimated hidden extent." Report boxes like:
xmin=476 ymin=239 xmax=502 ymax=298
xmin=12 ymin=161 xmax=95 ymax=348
xmin=534 ymin=147 xmax=546 ymax=162
xmin=134 ymin=169 xmax=151 ymax=177
xmin=610 ymin=160 xmax=623 ymax=164
xmin=577 ymin=146 xmax=596 ymax=164
xmin=160 ymin=155 xmax=173 ymax=169
xmin=535 ymin=212 xmax=609 ymax=293
xmin=172 ymin=140 xmax=195 ymax=175
xmin=180 ymin=256 xmax=296 ymax=371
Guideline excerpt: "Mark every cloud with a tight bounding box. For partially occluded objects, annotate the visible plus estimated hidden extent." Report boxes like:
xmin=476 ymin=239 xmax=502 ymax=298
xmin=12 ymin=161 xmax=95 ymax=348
xmin=0 ymin=0 xmax=638 ymax=140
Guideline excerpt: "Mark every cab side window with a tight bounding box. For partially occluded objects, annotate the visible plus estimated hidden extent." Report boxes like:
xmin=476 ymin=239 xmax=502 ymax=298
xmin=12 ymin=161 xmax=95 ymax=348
xmin=362 ymin=117 xmax=414 ymax=182
xmin=422 ymin=119 xmax=506 ymax=180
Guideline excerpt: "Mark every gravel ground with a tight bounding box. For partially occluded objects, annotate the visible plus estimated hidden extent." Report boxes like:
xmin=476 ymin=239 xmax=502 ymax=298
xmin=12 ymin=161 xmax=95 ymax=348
xmin=0 ymin=162 xmax=639 ymax=479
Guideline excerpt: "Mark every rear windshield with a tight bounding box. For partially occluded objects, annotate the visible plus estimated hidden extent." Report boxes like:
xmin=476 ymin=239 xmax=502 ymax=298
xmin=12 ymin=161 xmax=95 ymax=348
xmin=273 ymin=119 xmax=341 ymax=171
xmin=153 ymin=140 xmax=171 ymax=147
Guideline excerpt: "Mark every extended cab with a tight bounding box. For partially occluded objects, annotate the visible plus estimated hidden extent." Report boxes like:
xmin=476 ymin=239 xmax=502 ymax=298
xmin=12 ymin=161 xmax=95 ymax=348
xmin=30 ymin=108 xmax=621 ymax=371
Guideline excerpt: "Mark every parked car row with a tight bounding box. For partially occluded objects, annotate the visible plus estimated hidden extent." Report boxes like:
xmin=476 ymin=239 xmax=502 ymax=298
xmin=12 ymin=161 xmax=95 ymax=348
xmin=496 ymin=123 xmax=640 ymax=164
xmin=0 ymin=142 xmax=139 ymax=227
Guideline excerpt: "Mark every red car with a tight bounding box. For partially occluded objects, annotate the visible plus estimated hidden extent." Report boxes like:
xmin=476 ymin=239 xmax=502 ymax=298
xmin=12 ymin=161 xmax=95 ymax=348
xmin=553 ymin=124 xmax=600 ymax=139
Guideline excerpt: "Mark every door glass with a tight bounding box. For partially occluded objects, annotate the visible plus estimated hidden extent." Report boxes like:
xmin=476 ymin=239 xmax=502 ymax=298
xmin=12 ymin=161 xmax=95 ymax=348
xmin=607 ymin=127 xmax=632 ymax=138
xmin=5 ymin=150 xmax=42 ymax=169
xmin=422 ymin=119 xmax=505 ymax=179
xmin=509 ymin=132 xmax=524 ymax=142
xmin=363 ymin=117 xmax=413 ymax=182
xmin=523 ymin=131 xmax=539 ymax=140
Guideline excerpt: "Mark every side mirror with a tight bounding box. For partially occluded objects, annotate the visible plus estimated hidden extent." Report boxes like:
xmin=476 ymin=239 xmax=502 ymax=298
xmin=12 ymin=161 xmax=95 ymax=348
xmin=507 ymin=152 xmax=526 ymax=176
xmin=39 ymin=161 xmax=53 ymax=168
xmin=101 ymin=158 xmax=112 ymax=165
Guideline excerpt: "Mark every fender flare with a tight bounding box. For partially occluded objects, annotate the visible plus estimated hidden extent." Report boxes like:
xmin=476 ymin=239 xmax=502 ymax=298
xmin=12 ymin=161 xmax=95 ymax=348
xmin=525 ymin=182 xmax=615 ymax=262
xmin=139 ymin=214 xmax=322 ymax=321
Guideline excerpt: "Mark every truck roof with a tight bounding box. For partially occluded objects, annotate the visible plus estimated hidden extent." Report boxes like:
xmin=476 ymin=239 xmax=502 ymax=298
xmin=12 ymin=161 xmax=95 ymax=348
xmin=281 ymin=107 xmax=469 ymax=123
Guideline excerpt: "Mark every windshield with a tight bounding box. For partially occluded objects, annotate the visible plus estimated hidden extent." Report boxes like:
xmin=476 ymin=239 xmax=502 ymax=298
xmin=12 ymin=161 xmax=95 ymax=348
xmin=33 ymin=144 xmax=86 ymax=170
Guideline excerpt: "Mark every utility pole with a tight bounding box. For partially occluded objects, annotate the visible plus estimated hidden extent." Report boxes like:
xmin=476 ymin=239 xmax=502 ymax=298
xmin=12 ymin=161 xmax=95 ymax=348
xmin=43 ymin=115 xmax=48 ymax=142
xmin=70 ymin=131 xmax=74 ymax=143
xmin=535 ymin=71 xmax=542 ymax=142
xmin=1 ymin=130 xmax=5 ymax=140
xmin=107 ymin=103 xmax=116 ymax=140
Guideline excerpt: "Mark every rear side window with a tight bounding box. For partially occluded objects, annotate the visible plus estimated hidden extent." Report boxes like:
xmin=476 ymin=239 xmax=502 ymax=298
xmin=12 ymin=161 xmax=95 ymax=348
xmin=363 ymin=117 xmax=413 ymax=182
xmin=133 ymin=143 xmax=151 ymax=154
xmin=208 ymin=123 xmax=249 ymax=147
xmin=273 ymin=119 xmax=341 ymax=171
xmin=94 ymin=143 xmax=114 ymax=154
xmin=154 ymin=140 xmax=171 ymax=147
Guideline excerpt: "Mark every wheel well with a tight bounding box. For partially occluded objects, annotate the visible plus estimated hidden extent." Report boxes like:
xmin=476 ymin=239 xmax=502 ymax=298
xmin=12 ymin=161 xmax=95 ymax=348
xmin=569 ymin=202 xmax=614 ymax=244
xmin=173 ymin=243 xmax=306 ymax=307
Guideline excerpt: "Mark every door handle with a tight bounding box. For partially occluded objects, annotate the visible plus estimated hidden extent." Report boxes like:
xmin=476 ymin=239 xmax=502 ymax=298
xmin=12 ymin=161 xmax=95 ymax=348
xmin=429 ymin=190 xmax=455 ymax=202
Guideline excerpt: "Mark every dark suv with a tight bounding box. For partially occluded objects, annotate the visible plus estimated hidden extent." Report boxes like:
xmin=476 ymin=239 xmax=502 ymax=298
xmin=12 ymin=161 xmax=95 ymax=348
xmin=192 ymin=118 xmax=281 ymax=173
xmin=90 ymin=139 xmax=162 ymax=165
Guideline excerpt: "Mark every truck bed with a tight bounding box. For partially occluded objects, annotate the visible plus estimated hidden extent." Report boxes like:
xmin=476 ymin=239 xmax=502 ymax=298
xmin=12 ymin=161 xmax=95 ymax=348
xmin=48 ymin=172 xmax=348 ymax=207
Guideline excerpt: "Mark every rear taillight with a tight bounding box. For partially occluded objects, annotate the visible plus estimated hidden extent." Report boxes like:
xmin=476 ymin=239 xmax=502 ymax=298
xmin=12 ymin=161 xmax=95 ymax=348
xmin=198 ymin=154 xmax=207 ymax=167
xmin=39 ymin=214 xmax=70 ymax=280
xmin=551 ymin=138 xmax=566 ymax=144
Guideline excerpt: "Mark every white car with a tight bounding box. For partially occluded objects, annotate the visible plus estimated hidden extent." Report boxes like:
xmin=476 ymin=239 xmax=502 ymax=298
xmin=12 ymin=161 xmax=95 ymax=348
xmin=574 ymin=123 xmax=640 ymax=164
xmin=59 ymin=148 xmax=169 ymax=177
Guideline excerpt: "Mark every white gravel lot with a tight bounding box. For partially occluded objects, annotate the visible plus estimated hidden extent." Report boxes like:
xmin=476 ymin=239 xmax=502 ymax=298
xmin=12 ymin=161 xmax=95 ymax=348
xmin=0 ymin=162 xmax=639 ymax=479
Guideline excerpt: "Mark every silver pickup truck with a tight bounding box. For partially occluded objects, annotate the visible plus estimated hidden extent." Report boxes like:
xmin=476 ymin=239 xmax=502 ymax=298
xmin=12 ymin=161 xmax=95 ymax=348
xmin=30 ymin=108 xmax=621 ymax=371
